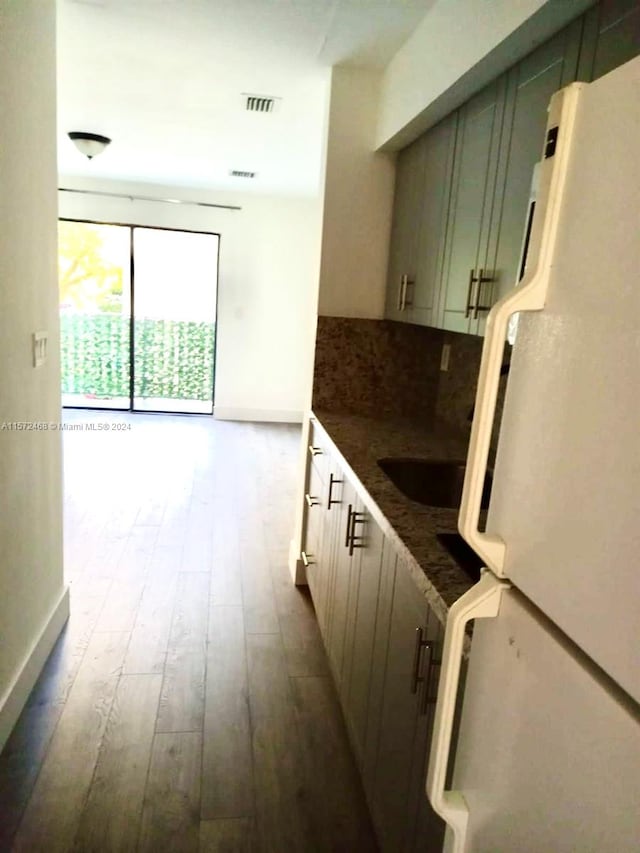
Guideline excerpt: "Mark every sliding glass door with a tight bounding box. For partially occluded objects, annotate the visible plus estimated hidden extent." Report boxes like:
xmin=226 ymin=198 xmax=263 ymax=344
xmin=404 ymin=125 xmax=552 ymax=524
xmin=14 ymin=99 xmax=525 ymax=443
xmin=133 ymin=228 xmax=217 ymax=414
xmin=58 ymin=221 xmax=219 ymax=414
xmin=59 ymin=221 xmax=131 ymax=409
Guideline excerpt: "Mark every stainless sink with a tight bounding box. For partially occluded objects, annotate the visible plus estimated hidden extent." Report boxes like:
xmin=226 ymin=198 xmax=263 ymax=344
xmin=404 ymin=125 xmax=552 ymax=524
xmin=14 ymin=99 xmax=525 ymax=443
xmin=377 ymin=457 xmax=492 ymax=509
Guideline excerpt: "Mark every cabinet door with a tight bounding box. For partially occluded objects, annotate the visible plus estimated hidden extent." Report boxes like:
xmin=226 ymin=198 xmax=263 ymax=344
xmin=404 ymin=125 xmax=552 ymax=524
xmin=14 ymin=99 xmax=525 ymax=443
xmin=579 ymin=0 xmax=640 ymax=81
xmin=407 ymin=614 xmax=447 ymax=853
xmin=325 ymin=475 xmax=357 ymax=687
xmin=437 ymin=76 xmax=507 ymax=335
xmin=370 ymin=557 xmax=445 ymax=853
xmin=318 ymin=466 xmax=344 ymax=638
xmin=385 ymin=137 xmax=427 ymax=322
xmin=342 ymin=511 xmax=386 ymax=765
xmin=487 ymin=22 xmax=582 ymax=310
xmin=362 ymin=543 xmax=397 ymax=804
xmin=408 ymin=113 xmax=457 ymax=327
xmin=303 ymin=455 xmax=325 ymax=597
xmin=309 ymin=473 xmax=343 ymax=642
xmin=308 ymin=419 xmax=329 ymax=484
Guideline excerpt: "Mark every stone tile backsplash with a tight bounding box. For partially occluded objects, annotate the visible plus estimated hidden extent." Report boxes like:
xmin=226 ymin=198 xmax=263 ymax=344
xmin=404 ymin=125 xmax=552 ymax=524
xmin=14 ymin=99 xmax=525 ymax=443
xmin=434 ymin=330 xmax=483 ymax=433
xmin=312 ymin=317 xmax=443 ymax=424
xmin=313 ymin=316 xmax=505 ymax=439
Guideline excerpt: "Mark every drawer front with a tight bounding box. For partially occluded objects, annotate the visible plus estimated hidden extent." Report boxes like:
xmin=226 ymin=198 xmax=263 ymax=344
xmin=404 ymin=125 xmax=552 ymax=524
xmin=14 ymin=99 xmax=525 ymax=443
xmin=308 ymin=419 xmax=329 ymax=482
xmin=304 ymin=459 xmax=324 ymax=542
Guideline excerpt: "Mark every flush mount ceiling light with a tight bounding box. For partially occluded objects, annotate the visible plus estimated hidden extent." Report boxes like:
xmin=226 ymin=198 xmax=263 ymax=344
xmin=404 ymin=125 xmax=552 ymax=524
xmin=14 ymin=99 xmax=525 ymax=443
xmin=68 ymin=131 xmax=111 ymax=160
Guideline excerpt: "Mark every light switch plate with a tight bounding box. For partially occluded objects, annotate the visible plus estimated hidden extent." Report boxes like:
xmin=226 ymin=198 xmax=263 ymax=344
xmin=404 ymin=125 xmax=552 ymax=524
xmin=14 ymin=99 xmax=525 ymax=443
xmin=440 ymin=343 xmax=451 ymax=372
xmin=32 ymin=331 xmax=48 ymax=368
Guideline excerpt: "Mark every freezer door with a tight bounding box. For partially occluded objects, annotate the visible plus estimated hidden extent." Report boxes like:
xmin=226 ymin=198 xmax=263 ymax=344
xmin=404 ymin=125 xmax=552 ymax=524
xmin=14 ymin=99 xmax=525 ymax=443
xmin=487 ymin=56 xmax=640 ymax=702
xmin=450 ymin=587 xmax=640 ymax=853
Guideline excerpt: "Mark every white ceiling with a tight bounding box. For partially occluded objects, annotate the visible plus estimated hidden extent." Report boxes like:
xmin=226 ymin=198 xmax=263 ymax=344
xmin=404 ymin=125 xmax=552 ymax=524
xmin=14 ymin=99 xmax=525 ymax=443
xmin=57 ymin=0 xmax=433 ymax=196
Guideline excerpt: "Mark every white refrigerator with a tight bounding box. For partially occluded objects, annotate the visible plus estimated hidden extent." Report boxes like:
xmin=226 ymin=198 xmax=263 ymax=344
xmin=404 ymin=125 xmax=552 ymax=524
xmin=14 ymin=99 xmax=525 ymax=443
xmin=427 ymin=56 xmax=640 ymax=853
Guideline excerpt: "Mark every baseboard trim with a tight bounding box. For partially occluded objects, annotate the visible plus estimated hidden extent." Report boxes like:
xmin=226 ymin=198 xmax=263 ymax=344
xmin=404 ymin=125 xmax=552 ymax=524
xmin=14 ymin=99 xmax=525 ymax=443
xmin=214 ymin=407 xmax=303 ymax=424
xmin=0 ymin=586 xmax=70 ymax=753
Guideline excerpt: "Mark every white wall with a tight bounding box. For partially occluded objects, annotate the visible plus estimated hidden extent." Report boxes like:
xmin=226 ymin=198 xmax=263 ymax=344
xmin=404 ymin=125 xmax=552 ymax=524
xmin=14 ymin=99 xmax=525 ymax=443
xmin=0 ymin=0 xmax=69 ymax=752
xmin=317 ymin=66 xmax=396 ymax=319
xmin=289 ymin=66 xmax=396 ymax=579
xmin=58 ymin=178 xmax=324 ymax=421
xmin=377 ymin=0 xmax=594 ymax=149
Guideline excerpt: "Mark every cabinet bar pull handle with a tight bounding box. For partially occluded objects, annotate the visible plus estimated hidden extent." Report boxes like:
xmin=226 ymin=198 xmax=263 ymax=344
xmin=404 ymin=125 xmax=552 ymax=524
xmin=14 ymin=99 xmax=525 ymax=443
xmin=404 ymin=276 xmax=415 ymax=309
xmin=348 ymin=511 xmax=366 ymax=555
xmin=301 ymin=551 xmax=314 ymax=568
xmin=305 ymin=493 xmax=320 ymax=508
xmin=410 ymin=627 xmax=431 ymax=694
xmin=472 ymin=268 xmax=496 ymax=319
xmin=411 ymin=625 xmax=441 ymax=712
xmin=419 ymin=643 xmax=434 ymax=715
xmin=327 ymin=473 xmax=343 ymax=509
xmin=345 ymin=504 xmax=354 ymax=547
xmin=420 ymin=646 xmax=443 ymax=715
xmin=397 ymin=274 xmax=406 ymax=311
xmin=465 ymin=268 xmax=478 ymax=318
xmin=308 ymin=445 xmax=323 ymax=457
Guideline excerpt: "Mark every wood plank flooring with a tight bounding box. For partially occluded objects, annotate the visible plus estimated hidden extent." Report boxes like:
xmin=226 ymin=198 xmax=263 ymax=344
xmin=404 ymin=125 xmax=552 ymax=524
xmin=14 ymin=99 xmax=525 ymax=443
xmin=0 ymin=411 xmax=377 ymax=852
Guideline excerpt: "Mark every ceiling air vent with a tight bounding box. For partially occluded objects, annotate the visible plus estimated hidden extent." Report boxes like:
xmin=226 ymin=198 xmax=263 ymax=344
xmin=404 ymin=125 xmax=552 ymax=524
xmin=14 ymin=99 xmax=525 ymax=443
xmin=243 ymin=93 xmax=279 ymax=113
xmin=230 ymin=170 xmax=256 ymax=179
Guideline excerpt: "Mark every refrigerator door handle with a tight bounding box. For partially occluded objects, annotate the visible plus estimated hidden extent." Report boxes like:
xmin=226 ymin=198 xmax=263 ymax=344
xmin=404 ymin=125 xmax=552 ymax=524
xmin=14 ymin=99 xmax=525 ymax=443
xmin=458 ymin=82 xmax=584 ymax=575
xmin=426 ymin=573 xmax=509 ymax=853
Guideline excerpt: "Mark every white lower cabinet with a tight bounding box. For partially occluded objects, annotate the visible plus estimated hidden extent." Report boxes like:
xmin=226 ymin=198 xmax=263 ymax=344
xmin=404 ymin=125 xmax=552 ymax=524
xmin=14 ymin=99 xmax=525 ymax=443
xmin=343 ymin=507 xmax=386 ymax=764
xmin=302 ymin=451 xmax=327 ymax=622
xmin=326 ymin=476 xmax=358 ymax=692
xmin=368 ymin=553 xmax=446 ymax=853
xmin=301 ymin=424 xmax=446 ymax=852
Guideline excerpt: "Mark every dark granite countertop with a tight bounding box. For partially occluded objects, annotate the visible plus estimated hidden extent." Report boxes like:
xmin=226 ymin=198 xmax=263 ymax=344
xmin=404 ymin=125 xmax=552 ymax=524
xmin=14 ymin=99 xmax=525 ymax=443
xmin=312 ymin=409 xmax=476 ymax=626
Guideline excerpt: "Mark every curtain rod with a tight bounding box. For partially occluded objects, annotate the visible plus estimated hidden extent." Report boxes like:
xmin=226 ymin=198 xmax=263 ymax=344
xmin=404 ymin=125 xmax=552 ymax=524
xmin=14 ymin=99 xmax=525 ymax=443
xmin=58 ymin=187 xmax=242 ymax=211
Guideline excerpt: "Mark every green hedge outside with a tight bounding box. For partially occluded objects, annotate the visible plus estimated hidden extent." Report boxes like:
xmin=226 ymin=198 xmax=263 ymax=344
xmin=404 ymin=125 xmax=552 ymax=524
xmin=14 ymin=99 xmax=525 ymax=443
xmin=60 ymin=314 xmax=215 ymax=401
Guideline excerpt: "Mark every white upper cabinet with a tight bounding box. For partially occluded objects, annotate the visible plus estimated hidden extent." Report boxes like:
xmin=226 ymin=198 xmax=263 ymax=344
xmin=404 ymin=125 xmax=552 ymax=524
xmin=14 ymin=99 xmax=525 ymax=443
xmin=385 ymin=0 xmax=639 ymax=336
xmin=436 ymin=75 xmax=507 ymax=335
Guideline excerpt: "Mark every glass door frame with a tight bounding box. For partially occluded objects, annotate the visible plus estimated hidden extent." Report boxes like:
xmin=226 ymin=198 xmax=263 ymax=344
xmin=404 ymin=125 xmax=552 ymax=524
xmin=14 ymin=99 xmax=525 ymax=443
xmin=59 ymin=217 xmax=221 ymax=415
